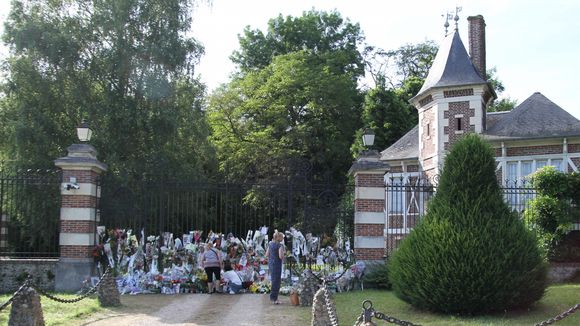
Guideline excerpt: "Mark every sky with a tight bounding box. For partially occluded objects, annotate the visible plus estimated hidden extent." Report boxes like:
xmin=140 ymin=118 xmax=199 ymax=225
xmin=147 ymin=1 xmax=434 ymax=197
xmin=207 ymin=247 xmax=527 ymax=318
xmin=1 ymin=0 xmax=579 ymax=118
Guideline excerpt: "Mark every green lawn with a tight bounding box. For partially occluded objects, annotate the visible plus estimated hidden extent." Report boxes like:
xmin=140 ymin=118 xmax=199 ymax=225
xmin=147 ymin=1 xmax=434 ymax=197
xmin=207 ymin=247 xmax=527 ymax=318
xmin=307 ymin=284 xmax=579 ymax=326
xmin=1 ymin=285 xmax=578 ymax=325
xmin=0 ymin=293 xmax=102 ymax=326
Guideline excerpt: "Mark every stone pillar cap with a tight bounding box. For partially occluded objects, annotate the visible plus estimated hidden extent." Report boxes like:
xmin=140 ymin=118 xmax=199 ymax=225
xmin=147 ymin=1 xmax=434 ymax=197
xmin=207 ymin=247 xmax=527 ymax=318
xmin=54 ymin=143 xmax=107 ymax=172
xmin=348 ymin=150 xmax=389 ymax=175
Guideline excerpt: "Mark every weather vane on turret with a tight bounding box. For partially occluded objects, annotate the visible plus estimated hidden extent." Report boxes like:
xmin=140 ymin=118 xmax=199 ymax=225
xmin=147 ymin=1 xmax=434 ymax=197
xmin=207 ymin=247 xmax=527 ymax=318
xmin=454 ymin=6 xmax=462 ymax=31
xmin=442 ymin=12 xmax=452 ymax=36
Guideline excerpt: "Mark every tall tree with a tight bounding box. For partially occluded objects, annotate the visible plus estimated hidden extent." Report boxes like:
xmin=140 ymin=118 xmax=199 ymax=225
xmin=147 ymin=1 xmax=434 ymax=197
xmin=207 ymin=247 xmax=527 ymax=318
xmin=363 ymin=40 xmax=438 ymax=88
xmin=0 ymin=0 xmax=215 ymax=179
xmin=351 ymin=78 xmax=414 ymax=156
xmin=210 ymin=10 xmax=365 ymax=182
xmin=486 ymin=67 xmax=517 ymax=112
xmin=231 ymin=9 xmax=365 ymax=79
xmin=209 ymin=51 xmax=361 ymax=182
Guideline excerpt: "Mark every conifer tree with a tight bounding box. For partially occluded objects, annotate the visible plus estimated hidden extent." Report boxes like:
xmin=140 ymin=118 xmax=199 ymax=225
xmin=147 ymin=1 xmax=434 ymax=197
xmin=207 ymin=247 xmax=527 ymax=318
xmin=389 ymin=134 xmax=547 ymax=314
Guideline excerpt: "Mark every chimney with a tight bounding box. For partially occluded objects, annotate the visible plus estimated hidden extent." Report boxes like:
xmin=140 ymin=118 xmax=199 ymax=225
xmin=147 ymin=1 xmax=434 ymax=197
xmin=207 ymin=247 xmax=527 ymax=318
xmin=468 ymin=15 xmax=486 ymax=80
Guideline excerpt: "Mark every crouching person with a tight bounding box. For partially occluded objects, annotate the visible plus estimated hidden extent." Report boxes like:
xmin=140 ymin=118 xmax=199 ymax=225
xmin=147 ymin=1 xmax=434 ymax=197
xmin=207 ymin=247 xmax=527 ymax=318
xmin=223 ymin=264 xmax=243 ymax=294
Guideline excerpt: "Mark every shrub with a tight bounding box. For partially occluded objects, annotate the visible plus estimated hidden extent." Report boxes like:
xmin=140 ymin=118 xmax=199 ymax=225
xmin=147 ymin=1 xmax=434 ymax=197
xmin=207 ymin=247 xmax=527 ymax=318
xmin=389 ymin=134 xmax=547 ymax=314
xmin=526 ymin=167 xmax=578 ymax=261
xmin=363 ymin=262 xmax=391 ymax=289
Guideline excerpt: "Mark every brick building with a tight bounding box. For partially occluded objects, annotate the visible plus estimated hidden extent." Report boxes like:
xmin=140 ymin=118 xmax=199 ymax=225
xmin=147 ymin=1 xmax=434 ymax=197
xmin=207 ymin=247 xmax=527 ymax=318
xmin=351 ymin=15 xmax=580 ymax=261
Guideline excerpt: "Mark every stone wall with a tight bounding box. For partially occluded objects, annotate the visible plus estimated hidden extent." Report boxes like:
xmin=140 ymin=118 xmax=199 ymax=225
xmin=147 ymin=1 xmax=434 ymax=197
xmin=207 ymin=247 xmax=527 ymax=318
xmin=0 ymin=259 xmax=57 ymax=293
xmin=548 ymin=262 xmax=580 ymax=283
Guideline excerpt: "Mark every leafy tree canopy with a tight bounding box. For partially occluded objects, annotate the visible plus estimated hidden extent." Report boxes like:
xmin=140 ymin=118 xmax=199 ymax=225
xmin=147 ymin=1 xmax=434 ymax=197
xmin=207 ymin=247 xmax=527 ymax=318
xmin=230 ymin=9 xmax=365 ymax=79
xmin=0 ymin=0 xmax=216 ymax=180
xmin=210 ymin=50 xmax=361 ymax=182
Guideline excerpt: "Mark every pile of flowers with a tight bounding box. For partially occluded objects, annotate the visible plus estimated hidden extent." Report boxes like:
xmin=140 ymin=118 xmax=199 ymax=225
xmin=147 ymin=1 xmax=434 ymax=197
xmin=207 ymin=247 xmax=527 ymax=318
xmin=92 ymin=225 xmax=353 ymax=296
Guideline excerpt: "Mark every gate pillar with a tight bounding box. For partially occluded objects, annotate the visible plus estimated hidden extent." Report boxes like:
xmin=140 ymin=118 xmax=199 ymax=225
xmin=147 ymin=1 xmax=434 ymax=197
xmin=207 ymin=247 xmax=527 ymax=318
xmin=54 ymin=144 xmax=107 ymax=291
xmin=349 ymin=151 xmax=389 ymax=262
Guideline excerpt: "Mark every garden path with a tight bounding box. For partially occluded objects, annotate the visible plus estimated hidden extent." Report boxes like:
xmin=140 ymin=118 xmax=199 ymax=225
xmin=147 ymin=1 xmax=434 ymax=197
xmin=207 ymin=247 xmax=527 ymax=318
xmin=80 ymin=293 xmax=308 ymax=326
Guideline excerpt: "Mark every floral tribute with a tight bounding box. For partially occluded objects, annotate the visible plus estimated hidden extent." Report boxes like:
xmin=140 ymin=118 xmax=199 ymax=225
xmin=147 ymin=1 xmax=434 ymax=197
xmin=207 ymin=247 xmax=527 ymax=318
xmin=93 ymin=225 xmax=354 ymax=296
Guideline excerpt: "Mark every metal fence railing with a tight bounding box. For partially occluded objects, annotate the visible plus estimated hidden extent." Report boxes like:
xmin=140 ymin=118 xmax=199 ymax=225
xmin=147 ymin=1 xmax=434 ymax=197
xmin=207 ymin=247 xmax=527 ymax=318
xmin=384 ymin=177 xmax=580 ymax=257
xmin=0 ymin=168 xmax=61 ymax=258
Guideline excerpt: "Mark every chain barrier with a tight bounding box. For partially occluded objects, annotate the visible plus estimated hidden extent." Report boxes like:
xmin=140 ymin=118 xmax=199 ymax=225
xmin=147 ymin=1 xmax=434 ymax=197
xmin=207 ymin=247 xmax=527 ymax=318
xmin=0 ymin=267 xmax=110 ymax=310
xmin=355 ymin=300 xmax=421 ymax=326
xmin=321 ymin=280 xmax=339 ymax=326
xmin=31 ymin=268 xmax=110 ymax=304
xmin=0 ymin=278 xmax=32 ymax=312
xmin=534 ymin=303 xmax=580 ymax=326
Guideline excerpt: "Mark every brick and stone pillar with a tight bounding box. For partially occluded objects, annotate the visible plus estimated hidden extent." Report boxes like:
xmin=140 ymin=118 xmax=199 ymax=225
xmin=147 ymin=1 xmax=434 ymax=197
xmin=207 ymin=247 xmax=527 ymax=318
xmin=349 ymin=151 xmax=389 ymax=262
xmin=54 ymin=144 xmax=107 ymax=292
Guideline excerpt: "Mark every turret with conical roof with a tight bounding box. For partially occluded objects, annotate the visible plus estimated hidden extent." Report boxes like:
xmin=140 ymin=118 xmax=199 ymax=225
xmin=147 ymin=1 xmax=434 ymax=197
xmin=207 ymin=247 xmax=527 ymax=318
xmin=410 ymin=27 xmax=495 ymax=180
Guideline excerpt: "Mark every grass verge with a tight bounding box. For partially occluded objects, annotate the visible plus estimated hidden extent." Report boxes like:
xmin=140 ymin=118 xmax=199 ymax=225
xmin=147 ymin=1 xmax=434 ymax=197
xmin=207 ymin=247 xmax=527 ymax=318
xmin=295 ymin=284 xmax=579 ymax=325
xmin=0 ymin=293 xmax=102 ymax=326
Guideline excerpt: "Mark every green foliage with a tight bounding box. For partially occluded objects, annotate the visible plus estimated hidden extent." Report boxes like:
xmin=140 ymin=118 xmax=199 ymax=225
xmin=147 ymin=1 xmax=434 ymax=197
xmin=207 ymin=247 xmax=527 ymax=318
xmin=487 ymin=67 xmax=517 ymax=112
xmin=363 ymin=262 xmax=392 ymax=289
xmin=525 ymin=167 xmax=579 ymax=261
xmin=531 ymin=166 xmax=572 ymax=199
xmin=385 ymin=41 xmax=438 ymax=82
xmin=211 ymin=10 xmax=365 ymax=182
xmin=525 ymin=195 xmax=567 ymax=234
xmin=351 ymin=84 xmax=414 ymax=156
xmin=231 ymin=9 xmax=365 ymax=78
xmin=1 ymin=0 xmax=216 ymax=180
xmin=389 ymin=134 xmax=547 ymax=314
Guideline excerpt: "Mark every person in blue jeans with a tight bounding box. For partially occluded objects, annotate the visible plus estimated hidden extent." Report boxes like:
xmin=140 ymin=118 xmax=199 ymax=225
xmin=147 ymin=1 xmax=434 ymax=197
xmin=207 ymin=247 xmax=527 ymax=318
xmin=222 ymin=263 xmax=243 ymax=294
xmin=266 ymin=231 xmax=285 ymax=304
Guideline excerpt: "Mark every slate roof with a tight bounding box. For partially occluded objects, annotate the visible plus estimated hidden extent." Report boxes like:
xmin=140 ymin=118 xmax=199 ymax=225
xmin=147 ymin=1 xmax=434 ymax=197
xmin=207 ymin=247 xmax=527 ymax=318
xmin=484 ymin=92 xmax=580 ymax=140
xmin=380 ymin=125 xmax=419 ymax=161
xmin=414 ymin=31 xmax=487 ymax=99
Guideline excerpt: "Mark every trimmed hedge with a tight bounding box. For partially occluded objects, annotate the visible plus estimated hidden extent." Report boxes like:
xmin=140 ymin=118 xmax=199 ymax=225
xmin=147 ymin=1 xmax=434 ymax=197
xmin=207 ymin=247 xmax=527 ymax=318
xmin=389 ymin=134 xmax=547 ymax=314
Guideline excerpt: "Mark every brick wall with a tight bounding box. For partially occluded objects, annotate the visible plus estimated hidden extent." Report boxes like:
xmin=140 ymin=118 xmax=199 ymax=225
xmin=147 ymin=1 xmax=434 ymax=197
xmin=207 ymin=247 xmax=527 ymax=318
xmin=568 ymin=143 xmax=580 ymax=153
xmin=60 ymin=220 xmax=96 ymax=233
xmin=572 ymin=158 xmax=580 ymax=171
xmin=62 ymin=170 xmax=100 ymax=183
xmin=60 ymin=245 xmax=93 ymax=259
xmin=355 ymin=224 xmax=384 ymax=237
xmin=506 ymin=145 xmax=562 ymax=156
xmin=468 ymin=15 xmax=486 ymax=79
xmin=407 ymin=165 xmax=419 ymax=172
xmin=61 ymin=195 xmax=97 ymax=208
xmin=389 ymin=166 xmax=403 ymax=173
xmin=444 ymin=88 xmax=474 ymax=98
xmin=355 ymin=248 xmax=384 ymax=260
xmin=494 ymin=148 xmax=502 ymax=157
xmin=355 ymin=199 xmax=384 ymax=212
xmin=444 ymin=101 xmax=474 ymax=150
xmin=420 ymin=107 xmax=436 ymax=159
xmin=388 ymin=215 xmax=419 ymax=228
xmin=355 ymin=173 xmax=384 ymax=187
xmin=0 ymin=258 xmax=57 ymax=292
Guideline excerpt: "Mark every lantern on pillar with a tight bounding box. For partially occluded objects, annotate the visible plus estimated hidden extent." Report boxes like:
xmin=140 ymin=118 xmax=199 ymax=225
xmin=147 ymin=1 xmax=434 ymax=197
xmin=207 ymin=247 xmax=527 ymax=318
xmin=362 ymin=128 xmax=375 ymax=147
xmin=76 ymin=120 xmax=93 ymax=142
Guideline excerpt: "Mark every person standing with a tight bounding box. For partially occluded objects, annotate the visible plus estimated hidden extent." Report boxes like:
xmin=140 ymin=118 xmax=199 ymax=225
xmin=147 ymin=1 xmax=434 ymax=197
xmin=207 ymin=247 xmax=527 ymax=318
xmin=266 ymin=231 xmax=285 ymax=304
xmin=202 ymin=239 xmax=223 ymax=293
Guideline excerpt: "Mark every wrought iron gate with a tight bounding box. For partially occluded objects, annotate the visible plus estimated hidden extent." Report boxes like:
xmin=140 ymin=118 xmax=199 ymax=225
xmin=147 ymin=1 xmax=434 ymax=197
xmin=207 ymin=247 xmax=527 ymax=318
xmin=0 ymin=167 xmax=61 ymax=258
xmin=98 ymin=161 xmax=353 ymax=239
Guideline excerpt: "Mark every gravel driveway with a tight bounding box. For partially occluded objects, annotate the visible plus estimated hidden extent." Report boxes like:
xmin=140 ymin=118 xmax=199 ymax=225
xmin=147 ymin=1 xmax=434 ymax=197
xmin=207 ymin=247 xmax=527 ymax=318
xmin=80 ymin=293 xmax=310 ymax=326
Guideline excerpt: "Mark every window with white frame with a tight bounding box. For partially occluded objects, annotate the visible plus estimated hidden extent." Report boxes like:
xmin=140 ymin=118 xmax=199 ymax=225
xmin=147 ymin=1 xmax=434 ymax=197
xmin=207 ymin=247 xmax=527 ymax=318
xmin=503 ymin=157 xmax=565 ymax=210
xmin=504 ymin=158 xmax=565 ymax=182
xmin=386 ymin=174 xmax=406 ymax=214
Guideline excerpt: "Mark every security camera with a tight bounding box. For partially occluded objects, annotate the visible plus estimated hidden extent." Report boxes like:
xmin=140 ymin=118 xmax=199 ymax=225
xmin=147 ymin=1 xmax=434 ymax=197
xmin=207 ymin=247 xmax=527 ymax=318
xmin=65 ymin=183 xmax=80 ymax=190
